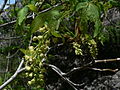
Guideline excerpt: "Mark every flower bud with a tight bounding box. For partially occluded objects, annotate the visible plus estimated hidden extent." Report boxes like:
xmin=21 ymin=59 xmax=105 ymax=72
xmin=39 ymin=74 xmax=44 ymax=79
xmin=29 ymin=46 xmax=34 ymax=51
xmin=40 ymin=53 xmax=44 ymax=58
xmin=25 ymin=66 xmax=31 ymax=71
xmin=33 ymin=36 xmax=38 ymax=41
xmin=31 ymin=78 xmax=35 ymax=82
xmin=29 ymin=58 xmax=33 ymax=61
xmin=29 ymin=73 xmax=33 ymax=77
xmin=28 ymin=81 xmax=32 ymax=85
xmin=25 ymin=55 xmax=30 ymax=60
xmin=38 ymin=35 xmax=43 ymax=40
xmin=39 ymin=27 xmax=46 ymax=32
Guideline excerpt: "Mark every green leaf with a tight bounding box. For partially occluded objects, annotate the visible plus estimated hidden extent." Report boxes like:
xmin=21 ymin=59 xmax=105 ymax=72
xmin=0 ymin=77 xmax=2 ymax=85
xmin=86 ymin=3 xmax=101 ymax=37
xmin=31 ymin=6 xmax=62 ymax=33
xmin=94 ymin=20 xmax=101 ymax=37
xmin=51 ymin=30 xmax=62 ymax=38
xmin=27 ymin=4 xmax=37 ymax=12
xmin=86 ymin=3 xmax=100 ymax=21
xmin=47 ymin=9 xmax=61 ymax=30
xmin=76 ymin=2 xmax=88 ymax=11
xmin=110 ymin=0 xmax=120 ymax=7
xmin=40 ymin=88 xmax=44 ymax=90
xmin=18 ymin=6 xmax=28 ymax=25
xmin=20 ymin=49 xmax=27 ymax=54
xmin=31 ymin=13 xmax=46 ymax=33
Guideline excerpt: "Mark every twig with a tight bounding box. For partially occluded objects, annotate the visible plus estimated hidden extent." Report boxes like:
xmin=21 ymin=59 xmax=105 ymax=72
xmin=91 ymin=68 xmax=118 ymax=72
xmin=6 ymin=52 xmax=10 ymax=72
xmin=6 ymin=50 xmax=19 ymax=59
xmin=65 ymin=61 xmax=93 ymax=76
xmin=39 ymin=2 xmax=63 ymax=14
xmin=95 ymin=58 xmax=120 ymax=63
xmin=65 ymin=58 xmax=120 ymax=76
xmin=0 ymin=2 xmax=64 ymax=28
xmin=0 ymin=20 xmax=16 ymax=27
xmin=44 ymin=63 xmax=84 ymax=90
xmin=0 ymin=0 xmax=8 ymax=14
xmin=29 ymin=35 xmax=33 ymax=47
xmin=0 ymin=58 xmax=25 ymax=89
xmin=0 ymin=36 xmax=24 ymax=40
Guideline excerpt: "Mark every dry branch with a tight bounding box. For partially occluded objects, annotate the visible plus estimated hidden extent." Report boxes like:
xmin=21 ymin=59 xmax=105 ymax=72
xmin=91 ymin=68 xmax=118 ymax=72
xmin=0 ymin=59 xmax=25 ymax=90
xmin=0 ymin=36 xmax=24 ymax=40
xmin=44 ymin=63 xmax=83 ymax=90
xmin=0 ymin=0 xmax=8 ymax=14
xmin=44 ymin=57 xmax=120 ymax=90
xmin=95 ymin=58 xmax=120 ymax=63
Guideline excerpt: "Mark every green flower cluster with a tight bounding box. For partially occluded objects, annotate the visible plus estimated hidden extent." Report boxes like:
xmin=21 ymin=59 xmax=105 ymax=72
xmin=87 ymin=39 xmax=98 ymax=59
xmin=23 ymin=25 xmax=50 ymax=88
xmin=73 ymin=42 xmax=83 ymax=55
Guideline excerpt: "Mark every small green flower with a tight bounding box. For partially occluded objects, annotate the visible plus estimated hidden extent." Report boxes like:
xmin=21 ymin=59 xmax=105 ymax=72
xmin=25 ymin=66 xmax=31 ymax=71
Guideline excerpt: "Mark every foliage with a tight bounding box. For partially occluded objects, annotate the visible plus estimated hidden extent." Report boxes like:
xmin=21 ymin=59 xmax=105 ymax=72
xmin=0 ymin=0 xmax=119 ymax=89
xmin=16 ymin=0 xmax=119 ymax=89
xmin=21 ymin=25 xmax=50 ymax=88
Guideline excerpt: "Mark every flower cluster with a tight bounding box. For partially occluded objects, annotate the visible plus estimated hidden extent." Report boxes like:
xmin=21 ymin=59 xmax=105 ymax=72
xmin=23 ymin=25 xmax=50 ymax=88
xmin=73 ymin=42 xmax=83 ymax=55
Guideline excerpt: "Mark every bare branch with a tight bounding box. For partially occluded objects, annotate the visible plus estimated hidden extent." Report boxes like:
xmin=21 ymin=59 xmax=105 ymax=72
xmin=0 ymin=59 xmax=25 ymax=89
xmin=6 ymin=50 xmax=19 ymax=59
xmin=0 ymin=20 xmax=16 ymax=27
xmin=0 ymin=36 xmax=24 ymax=40
xmin=44 ymin=58 xmax=120 ymax=89
xmin=44 ymin=63 xmax=84 ymax=90
xmin=65 ymin=58 xmax=120 ymax=76
xmin=95 ymin=58 xmax=120 ymax=63
xmin=39 ymin=2 xmax=63 ymax=14
xmin=0 ymin=0 xmax=8 ymax=14
xmin=29 ymin=35 xmax=33 ymax=47
xmin=65 ymin=61 xmax=93 ymax=76
xmin=91 ymin=68 xmax=118 ymax=72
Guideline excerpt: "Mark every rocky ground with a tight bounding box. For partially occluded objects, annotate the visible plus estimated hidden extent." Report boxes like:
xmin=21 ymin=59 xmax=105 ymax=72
xmin=44 ymin=41 xmax=120 ymax=90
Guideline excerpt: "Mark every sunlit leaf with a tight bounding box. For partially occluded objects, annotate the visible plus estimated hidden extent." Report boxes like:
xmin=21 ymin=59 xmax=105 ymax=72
xmin=31 ymin=13 xmax=46 ymax=33
xmin=18 ymin=6 xmax=28 ymax=25
xmin=27 ymin=4 xmax=37 ymax=12
xmin=51 ymin=30 xmax=62 ymax=38
xmin=20 ymin=49 xmax=28 ymax=54
xmin=76 ymin=2 xmax=88 ymax=11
